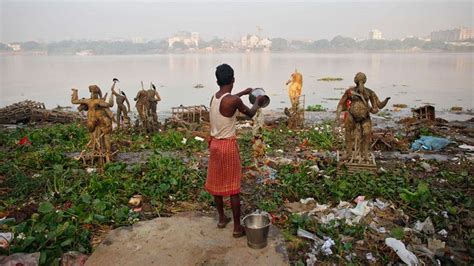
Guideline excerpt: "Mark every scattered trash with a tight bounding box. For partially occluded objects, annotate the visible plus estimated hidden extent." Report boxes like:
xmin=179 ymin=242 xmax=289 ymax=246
xmin=412 ymin=105 xmax=435 ymax=121
xmin=350 ymin=200 xmax=369 ymax=217
xmin=297 ymin=228 xmax=323 ymax=244
xmin=369 ymin=222 xmax=387 ymax=234
xmin=194 ymin=136 xmax=205 ymax=142
xmin=320 ymin=213 xmax=336 ymax=224
xmin=308 ymin=204 xmax=329 ymax=215
xmin=321 ymin=237 xmax=335 ymax=255
xmin=309 ymin=165 xmax=320 ymax=172
xmin=366 ymin=252 xmax=376 ymax=262
xmin=437 ymin=229 xmax=448 ymax=238
xmin=300 ymin=198 xmax=315 ymax=204
xmin=411 ymin=136 xmax=451 ymax=151
xmin=86 ymin=167 xmax=96 ymax=174
xmin=18 ymin=136 xmax=32 ymax=146
xmin=374 ymin=198 xmax=389 ymax=210
xmin=428 ymin=238 xmax=446 ymax=251
xmin=459 ymin=144 xmax=474 ymax=151
xmin=353 ymin=195 xmax=365 ymax=204
xmin=420 ymin=161 xmax=432 ymax=172
xmin=128 ymin=195 xmax=143 ymax=207
xmin=0 ymin=252 xmax=41 ymax=266
xmin=181 ymin=138 xmax=187 ymax=144
xmin=413 ymin=217 xmax=435 ymax=235
xmin=0 ymin=232 xmax=13 ymax=248
xmin=385 ymin=238 xmax=419 ymax=265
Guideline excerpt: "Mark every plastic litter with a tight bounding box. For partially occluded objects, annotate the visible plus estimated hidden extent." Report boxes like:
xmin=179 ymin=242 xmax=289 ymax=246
xmin=428 ymin=238 xmax=446 ymax=251
xmin=350 ymin=200 xmax=369 ymax=216
xmin=366 ymin=252 xmax=376 ymax=262
xmin=374 ymin=198 xmax=389 ymax=210
xmin=86 ymin=167 xmax=96 ymax=174
xmin=128 ymin=195 xmax=143 ymax=207
xmin=0 ymin=232 xmax=13 ymax=248
xmin=420 ymin=162 xmax=432 ymax=172
xmin=308 ymin=203 xmax=329 ymax=215
xmin=411 ymin=136 xmax=450 ymax=151
xmin=297 ymin=228 xmax=323 ymax=245
xmin=385 ymin=238 xmax=419 ymax=265
xmin=459 ymin=144 xmax=474 ymax=151
xmin=437 ymin=229 xmax=448 ymax=238
xmin=321 ymin=237 xmax=335 ymax=255
xmin=413 ymin=217 xmax=435 ymax=235
xmin=18 ymin=136 xmax=32 ymax=146
xmin=309 ymin=165 xmax=320 ymax=172
xmin=354 ymin=195 xmax=365 ymax=203
xmin=300 ymin=197 xmax=316 ymax=204
xmin=194 ymin=136 xmax=204 ymax=142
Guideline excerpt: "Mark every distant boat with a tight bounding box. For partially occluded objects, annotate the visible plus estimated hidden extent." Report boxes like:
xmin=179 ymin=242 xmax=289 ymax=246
xmin=194 ymin=84 xmax=204 ymax=88
xmin=76 ymin=50 xmax=94 ymax=56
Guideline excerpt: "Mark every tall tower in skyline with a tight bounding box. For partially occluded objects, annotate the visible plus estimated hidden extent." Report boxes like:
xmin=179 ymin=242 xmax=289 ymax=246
xmin=369 ymin=29 xmax=382 ymax=40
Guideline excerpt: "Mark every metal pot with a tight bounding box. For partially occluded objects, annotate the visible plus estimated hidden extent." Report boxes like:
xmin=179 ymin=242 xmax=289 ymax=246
xmin=242 ymin=212 xmax=271 ymax=249
xmin=249 ymin=88 xmax=270 ymax=108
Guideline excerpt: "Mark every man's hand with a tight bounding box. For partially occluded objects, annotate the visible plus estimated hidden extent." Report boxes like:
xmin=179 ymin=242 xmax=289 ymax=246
xmin=256 ymin=95 xmax=267 ymax=107
xmin=243 ymin=88 xmax=253 ymax=95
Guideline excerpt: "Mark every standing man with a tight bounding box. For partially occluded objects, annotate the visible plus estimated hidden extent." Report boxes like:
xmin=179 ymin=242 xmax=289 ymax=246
xmin=205 ymin=64 xmax=264 ymax=237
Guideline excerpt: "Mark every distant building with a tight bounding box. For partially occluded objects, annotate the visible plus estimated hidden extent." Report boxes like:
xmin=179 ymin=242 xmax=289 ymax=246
xmin=431 ymin=27 xmax=474 ymax=41
xmin=168 ymin=31 xmax=200 ymax=48
xmin=369 ymin=29 xmax=382 ymax=40
xmin=8 ymin=43 xmax=21 ymax=51
xmin=132 ymin=37 xmax=144 ymax=44
xmin=240 ymin=34 xmax=272 ymax=49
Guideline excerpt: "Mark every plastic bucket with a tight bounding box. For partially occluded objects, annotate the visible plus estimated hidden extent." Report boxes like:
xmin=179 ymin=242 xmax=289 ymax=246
xmin=248 ymin=88 xmax=271 ymax=108
xmin=242 ymin=213 xmax=271 ymax=249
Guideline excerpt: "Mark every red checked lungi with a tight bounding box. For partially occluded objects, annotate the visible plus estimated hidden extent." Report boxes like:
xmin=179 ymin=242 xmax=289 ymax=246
xmin=205 ymin=137 xmax=242 ymax=196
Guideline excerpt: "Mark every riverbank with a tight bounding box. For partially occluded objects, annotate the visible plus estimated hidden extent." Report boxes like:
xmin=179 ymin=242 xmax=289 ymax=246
xmin=0 ymin=110 xmax=473 ymax=264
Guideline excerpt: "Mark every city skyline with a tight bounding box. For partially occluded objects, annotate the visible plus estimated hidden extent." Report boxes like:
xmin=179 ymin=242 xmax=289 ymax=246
xmin=1 ymin=1 xmax=472 ymax=43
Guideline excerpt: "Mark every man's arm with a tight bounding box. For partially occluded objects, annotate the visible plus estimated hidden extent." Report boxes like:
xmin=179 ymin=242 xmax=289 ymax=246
xmin=236 ymin=96 xmax=260 ymax=118
xmin=234 ymin=88 xmax=252 ymax=98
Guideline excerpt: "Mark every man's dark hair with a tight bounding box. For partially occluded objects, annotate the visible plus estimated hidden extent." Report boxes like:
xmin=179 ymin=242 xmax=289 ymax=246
xmin=215 ymin=64 xmax=234 ymax=86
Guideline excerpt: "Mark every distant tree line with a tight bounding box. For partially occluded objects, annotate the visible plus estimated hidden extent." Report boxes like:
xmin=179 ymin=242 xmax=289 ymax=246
xmin=271 ymin=36 xmax=474 ymax=52
xmin=1 ymin=36 xmax=473 ymax=54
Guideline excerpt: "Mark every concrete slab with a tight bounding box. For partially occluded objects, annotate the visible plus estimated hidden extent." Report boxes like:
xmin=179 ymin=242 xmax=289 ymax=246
xmin=86 ymin=212 xmax=288 ymax=266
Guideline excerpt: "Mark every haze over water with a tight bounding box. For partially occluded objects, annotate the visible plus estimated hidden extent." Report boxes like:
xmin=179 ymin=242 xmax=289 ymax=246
xmin=1 ymin=53 xmax=472 ymax=112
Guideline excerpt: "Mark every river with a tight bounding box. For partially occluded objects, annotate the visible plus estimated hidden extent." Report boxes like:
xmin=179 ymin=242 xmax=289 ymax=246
xmin=1 ymin=53 xmax=472 ymax=112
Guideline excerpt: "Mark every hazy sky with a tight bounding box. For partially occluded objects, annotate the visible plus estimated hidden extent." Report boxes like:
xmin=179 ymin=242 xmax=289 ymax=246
xmin=1 ymin=0 xmax=473 ymax=43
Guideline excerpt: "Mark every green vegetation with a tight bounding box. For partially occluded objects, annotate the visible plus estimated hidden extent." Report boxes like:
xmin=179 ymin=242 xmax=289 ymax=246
xmin=317 ymin=77 xmax=343 ymax=81
xmin=306 ymin=104 xmax=327 ymax=112
xmin=0 ymin=124 xmax=208 ymax=265
xmin=1 ymin=122 xmax=472 ymax=264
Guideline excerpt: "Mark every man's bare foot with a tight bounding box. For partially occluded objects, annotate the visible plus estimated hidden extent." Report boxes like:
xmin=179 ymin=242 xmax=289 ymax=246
xmin=217 ymin=217 xmax=231 ymax=229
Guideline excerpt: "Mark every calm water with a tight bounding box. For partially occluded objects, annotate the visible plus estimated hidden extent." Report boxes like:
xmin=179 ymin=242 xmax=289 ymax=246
xmin=1 ymin=53 xmax=473 ymax=112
